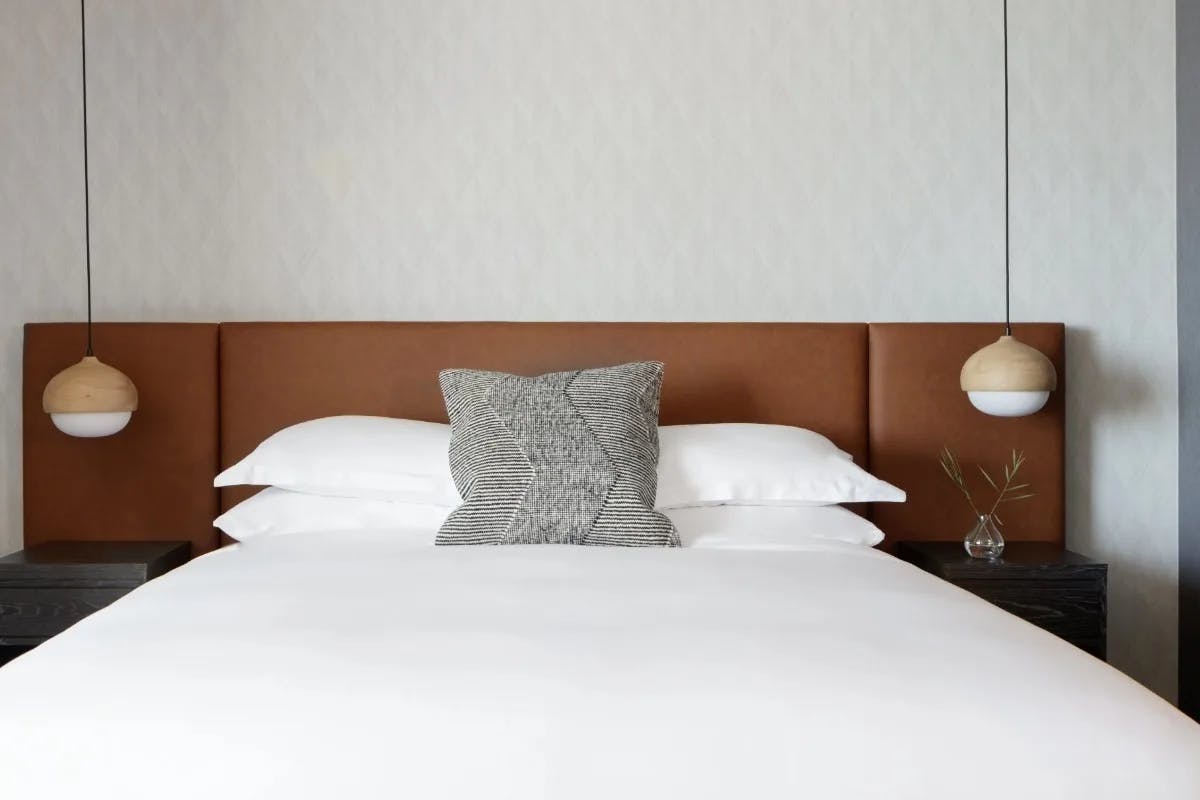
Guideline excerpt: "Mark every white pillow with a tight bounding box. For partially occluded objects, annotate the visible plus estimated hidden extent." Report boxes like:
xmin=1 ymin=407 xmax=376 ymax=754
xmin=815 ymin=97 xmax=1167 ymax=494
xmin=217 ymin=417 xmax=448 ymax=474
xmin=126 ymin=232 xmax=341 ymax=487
xmin=655 ymin=423 xmax=905 ymax=508
xmin=218 ymin=489 xmax=882 ymax=548
xmin=214 ymin=417 xmax=905 ymax=511
xmin=666 ymin=504 xmax=885 ymax=548
xmin=214 ymin=487 xmax=448 ymax=542
xmin=214 ymin=416 xmax=460 ymax=505
xmin=216 ymin=494 xmax=888 ymax=551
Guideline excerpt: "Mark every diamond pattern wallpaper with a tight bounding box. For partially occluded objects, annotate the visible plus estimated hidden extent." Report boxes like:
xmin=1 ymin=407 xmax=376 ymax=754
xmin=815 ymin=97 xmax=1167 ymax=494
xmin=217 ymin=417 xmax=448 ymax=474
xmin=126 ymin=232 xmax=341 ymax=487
xmin=0 ymin=1 xmax=1178 ymax=697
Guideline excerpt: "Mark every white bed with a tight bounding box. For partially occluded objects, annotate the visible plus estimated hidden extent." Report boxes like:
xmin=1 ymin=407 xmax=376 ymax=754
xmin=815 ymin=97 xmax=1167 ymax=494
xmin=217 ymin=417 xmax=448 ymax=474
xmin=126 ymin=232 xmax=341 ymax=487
xmin=1 ymin=527 xmax=1197 ymax=799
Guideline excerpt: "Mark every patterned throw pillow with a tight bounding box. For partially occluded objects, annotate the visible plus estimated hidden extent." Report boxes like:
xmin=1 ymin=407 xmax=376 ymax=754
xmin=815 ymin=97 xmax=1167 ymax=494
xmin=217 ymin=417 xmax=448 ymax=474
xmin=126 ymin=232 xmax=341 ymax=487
xmin=436 ymin=361 xmax=678 ymax=547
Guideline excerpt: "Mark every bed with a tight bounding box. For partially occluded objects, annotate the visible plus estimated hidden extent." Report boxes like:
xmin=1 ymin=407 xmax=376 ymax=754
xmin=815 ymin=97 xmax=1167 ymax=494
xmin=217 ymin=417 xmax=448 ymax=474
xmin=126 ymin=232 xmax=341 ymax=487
xmin=5 ymin=321 xmax=1198 ymax=798
xmin=1 ymin=525 xmax=1197 ymax=799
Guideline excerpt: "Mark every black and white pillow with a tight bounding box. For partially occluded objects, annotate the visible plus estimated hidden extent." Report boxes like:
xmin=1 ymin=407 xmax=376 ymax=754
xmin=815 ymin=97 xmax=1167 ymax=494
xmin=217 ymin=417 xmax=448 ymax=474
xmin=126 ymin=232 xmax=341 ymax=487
xmin=436 ymin=361 xmax=678 ymax=547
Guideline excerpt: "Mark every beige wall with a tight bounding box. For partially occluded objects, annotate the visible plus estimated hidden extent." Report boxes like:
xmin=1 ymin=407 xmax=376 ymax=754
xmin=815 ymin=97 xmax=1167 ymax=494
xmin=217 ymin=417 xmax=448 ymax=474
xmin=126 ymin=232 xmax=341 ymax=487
xmin=0 ymin=1 xmax=1178 ymax=698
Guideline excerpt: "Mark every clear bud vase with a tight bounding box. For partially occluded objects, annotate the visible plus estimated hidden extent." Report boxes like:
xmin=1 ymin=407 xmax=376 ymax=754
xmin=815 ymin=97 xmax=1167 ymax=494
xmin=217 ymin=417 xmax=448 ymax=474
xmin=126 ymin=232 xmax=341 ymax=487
xmin=964 ymin=514 xmax=1005 ymax=559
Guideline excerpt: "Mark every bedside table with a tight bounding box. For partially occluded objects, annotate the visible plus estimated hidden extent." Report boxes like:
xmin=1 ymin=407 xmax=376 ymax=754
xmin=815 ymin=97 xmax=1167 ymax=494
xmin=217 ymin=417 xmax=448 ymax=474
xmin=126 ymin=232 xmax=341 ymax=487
xmin=0 ymin=540 xmax=190 ymax=666
xmin=896 ymin=541 xmax=1107 ymax=660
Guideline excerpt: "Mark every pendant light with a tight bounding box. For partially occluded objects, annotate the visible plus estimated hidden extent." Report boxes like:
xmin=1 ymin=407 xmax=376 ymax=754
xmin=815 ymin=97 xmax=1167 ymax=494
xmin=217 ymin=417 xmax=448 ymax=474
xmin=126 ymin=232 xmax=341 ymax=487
xmin=960 ymin=0 xmax=1057 ymax=418
xmin=42 ymin=0 xmax=137 ymax=438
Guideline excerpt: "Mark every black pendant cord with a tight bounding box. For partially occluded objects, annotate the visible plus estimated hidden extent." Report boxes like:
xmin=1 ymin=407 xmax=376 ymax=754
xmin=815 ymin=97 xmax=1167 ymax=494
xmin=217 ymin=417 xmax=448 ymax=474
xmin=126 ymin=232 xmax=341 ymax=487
xmin=81 ymin=0 xmax=94 ymax=357
xmin=1003 ymin=0 xmax=1012 ymax=337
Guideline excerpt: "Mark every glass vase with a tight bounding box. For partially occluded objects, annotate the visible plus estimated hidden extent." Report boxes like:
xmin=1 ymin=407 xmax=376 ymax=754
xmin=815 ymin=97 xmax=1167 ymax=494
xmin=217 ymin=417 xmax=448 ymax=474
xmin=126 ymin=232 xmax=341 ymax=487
xmin=963 ymin=514 xmax=1005 ymax=560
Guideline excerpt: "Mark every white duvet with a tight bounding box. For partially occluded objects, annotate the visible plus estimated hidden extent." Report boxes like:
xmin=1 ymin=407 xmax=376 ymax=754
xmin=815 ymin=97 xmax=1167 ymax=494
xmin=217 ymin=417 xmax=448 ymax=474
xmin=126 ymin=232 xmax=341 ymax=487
xmin=1 ymin=532 xmax=1198 ymax=799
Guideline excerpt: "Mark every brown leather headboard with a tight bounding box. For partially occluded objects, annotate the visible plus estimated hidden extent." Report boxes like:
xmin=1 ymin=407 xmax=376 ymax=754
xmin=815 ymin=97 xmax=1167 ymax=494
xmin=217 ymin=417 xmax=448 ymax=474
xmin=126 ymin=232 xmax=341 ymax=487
xmin=23 ymin=321 xmax=1065 ymax=555
xmin=218 ymin=322 xmax=870 ymax=511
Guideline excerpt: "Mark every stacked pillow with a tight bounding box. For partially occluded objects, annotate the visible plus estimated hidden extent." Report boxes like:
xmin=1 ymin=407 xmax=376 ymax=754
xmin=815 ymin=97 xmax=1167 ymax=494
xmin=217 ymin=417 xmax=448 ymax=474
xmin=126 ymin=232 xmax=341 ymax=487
xmin=656 ymin=423 xmax=903 ymax=507
xmin=215 ymin=416 xmax=458 ymax=505
xmin=214 ymin=415 xmax=904 ymax=547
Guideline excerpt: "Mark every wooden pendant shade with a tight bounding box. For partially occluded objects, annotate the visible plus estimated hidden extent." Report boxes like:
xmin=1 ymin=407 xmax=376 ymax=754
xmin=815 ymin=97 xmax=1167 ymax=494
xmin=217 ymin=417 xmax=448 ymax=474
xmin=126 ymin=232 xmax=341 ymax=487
xmin=43 ymin=356 xmax=138 ymax=414
xmin=959 ymin=335 xmax=1058 ymax=393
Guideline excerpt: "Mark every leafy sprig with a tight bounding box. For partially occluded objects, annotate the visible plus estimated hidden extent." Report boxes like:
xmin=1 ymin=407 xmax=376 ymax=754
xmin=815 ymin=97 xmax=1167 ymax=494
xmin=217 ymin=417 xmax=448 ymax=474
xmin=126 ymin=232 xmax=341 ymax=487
xmin=938 ymin=447 xmax=1033 ymax=527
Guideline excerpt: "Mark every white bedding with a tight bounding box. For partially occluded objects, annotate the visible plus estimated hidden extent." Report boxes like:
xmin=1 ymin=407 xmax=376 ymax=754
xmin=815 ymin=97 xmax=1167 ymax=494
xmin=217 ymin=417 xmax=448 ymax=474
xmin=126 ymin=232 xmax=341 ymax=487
xmin=1 ymin=532 xmax=1198 ymax=799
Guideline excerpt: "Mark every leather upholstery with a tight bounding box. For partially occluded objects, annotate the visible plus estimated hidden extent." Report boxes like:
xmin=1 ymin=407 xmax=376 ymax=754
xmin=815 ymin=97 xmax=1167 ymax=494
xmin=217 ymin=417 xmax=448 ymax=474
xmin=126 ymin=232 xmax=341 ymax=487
xmin=23 ymin=323 xmax=220 ymax=554
xmin=22 ymin=321 xmax=1065 ymax=554
xmin=868 ymin=323 xmax=1065 ymax=549
xmin=218 ymin=322 xmax=870 ymax=511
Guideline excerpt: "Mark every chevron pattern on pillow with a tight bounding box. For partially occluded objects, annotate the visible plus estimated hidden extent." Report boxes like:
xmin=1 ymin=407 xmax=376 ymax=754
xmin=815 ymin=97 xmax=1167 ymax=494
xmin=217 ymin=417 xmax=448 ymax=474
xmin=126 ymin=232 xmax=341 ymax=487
xmin=436 ymin=361 xmax=678 ymax=547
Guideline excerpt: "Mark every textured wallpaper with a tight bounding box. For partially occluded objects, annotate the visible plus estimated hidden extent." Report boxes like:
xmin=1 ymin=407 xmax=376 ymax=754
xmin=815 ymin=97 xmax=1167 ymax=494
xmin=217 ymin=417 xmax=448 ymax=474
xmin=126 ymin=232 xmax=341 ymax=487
xmin=0 ymin=1 xmax=1178 ymax=697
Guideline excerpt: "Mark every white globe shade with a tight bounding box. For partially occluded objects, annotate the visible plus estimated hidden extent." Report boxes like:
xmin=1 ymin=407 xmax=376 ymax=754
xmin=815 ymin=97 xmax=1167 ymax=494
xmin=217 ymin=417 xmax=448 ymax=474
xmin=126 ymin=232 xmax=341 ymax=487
xmin=966 ymin=390 xmax=1050 ymax=418
xmin=50 ymin=411 xmax=133 ymax=437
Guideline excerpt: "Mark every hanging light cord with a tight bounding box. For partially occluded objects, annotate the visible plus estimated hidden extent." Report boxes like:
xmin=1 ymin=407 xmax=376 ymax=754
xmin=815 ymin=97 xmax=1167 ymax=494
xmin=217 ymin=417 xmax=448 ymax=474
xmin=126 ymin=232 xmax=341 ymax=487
xmin=998 ymin=0 xmax=1008 ymax=335
xmin=80 ymin=0 xmax=94 ymax=357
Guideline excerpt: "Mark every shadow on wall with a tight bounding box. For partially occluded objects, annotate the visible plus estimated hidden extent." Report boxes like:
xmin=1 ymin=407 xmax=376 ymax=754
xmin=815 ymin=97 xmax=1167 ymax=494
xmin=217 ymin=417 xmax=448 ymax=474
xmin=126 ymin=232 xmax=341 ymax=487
xmin=1066 ymin=326 xmax=1176 ymax=700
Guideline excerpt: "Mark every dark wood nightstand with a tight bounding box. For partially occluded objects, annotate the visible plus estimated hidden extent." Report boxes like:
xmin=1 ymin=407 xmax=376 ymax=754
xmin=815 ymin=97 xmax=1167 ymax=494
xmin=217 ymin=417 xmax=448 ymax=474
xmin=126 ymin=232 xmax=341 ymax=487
xmin=897 ymin=541 xmax=1107 ymax=660
xmin=0 ymin=540 xmax=190 ymax=666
